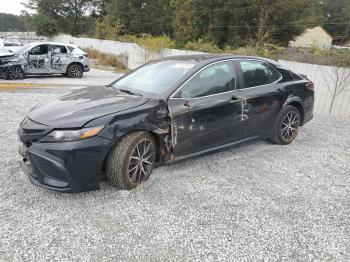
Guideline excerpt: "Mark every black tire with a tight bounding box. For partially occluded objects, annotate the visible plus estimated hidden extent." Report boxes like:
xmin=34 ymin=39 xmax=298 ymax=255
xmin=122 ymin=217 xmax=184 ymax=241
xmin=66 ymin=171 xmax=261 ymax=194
xmin=67 ymin=64 xmax=83 ymax=78
xmin=106 ymin=132 xmax=157 ymax=190
xmin=6 ymin=66 xmax=25 ymax=80
xmin=269 ymin=105 xmax=301 ymax=145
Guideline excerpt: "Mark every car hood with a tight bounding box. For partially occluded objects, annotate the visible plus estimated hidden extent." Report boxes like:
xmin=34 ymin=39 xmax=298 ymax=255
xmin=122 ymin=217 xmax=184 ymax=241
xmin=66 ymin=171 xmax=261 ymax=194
xmin=0 ymin=51 xmax=14 ymax=59
xmin=28 ymin=86 xmax=149 ymax=128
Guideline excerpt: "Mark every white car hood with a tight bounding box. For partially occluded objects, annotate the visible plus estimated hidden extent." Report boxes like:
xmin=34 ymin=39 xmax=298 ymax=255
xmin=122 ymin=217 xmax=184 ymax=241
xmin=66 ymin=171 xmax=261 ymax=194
xmin=0 ymin=49 xmax=13 ymax=57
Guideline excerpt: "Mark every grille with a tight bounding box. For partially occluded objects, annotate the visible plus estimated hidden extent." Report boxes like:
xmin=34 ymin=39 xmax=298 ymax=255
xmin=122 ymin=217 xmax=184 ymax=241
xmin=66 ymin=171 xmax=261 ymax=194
xmin=31 ymin=154 xmax=67 ymax=182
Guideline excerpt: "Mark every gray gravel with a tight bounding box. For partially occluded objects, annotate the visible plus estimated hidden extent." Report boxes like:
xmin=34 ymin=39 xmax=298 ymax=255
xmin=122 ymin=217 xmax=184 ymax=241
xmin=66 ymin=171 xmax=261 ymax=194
xmin=0 ymin=89 xmax=349 ymax=261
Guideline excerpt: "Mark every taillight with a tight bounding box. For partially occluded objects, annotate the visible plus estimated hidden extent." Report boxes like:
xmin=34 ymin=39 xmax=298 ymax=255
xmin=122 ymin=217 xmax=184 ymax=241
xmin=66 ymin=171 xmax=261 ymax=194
xmin=306 ymin=82 xmax=314 ymax=91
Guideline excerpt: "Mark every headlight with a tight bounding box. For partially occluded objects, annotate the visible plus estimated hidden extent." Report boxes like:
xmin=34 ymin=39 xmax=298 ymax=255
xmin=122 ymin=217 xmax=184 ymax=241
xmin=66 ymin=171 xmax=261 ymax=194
xmin=42 ymin=126 xmax=104 ymax=142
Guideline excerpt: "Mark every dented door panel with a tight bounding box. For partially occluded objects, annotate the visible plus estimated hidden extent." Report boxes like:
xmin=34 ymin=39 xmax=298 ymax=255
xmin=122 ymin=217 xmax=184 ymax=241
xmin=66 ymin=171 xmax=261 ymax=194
xmin=233 ymin=83 xmax=289 ymax=137
xmin=168 ymin=92 xmax=245 ymax=157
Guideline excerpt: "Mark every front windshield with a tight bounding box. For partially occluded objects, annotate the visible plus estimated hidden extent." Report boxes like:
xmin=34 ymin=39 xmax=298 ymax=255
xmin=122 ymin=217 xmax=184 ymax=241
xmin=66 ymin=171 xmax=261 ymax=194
xmin=15 ymin=43 xmax=35 ymax=54
xmin=112 ymin=60 xmax=196 ymax=95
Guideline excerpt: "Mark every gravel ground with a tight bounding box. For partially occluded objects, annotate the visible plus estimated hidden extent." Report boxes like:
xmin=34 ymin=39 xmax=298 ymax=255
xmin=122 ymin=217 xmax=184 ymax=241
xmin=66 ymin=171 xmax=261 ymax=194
xmin=0 ymin=90 xmax=349 ymax=261
xmin=0 ymin=68 xmax=121 ymax=86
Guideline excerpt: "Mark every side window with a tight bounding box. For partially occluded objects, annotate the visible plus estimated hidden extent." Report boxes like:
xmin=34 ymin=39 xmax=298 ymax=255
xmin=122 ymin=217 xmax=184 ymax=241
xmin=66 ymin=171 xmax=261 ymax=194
xmin=67 ymin=46 xmax=75 ymax=53
xmin=52 ymin=45 xmax=68 ymax=54
xmin=29 ymin=45 xmax=48 ymax=55
xmin=177 ymin=61 xmax=236 ymax=99
xmin=239 ymin=60 xmax=281 ymax=88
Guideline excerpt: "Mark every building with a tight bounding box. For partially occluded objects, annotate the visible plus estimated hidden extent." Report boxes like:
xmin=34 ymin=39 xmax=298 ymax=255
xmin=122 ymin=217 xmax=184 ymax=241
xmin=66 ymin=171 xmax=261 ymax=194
xmin=289 ymin=26 xmax=333 ymax=49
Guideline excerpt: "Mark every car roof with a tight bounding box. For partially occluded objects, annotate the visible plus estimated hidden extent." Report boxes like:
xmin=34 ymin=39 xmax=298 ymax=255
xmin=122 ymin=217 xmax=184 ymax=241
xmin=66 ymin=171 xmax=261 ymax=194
xmin=25 ymin=41 xmax=77 ymax=47
xmin=157 ymin=54 xmax=280 ymax=66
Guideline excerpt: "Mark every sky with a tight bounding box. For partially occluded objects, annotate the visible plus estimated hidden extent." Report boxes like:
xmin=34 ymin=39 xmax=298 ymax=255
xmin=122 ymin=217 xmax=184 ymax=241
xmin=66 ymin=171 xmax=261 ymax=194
xmin=0 ymin=0 xmax=29 ymax=15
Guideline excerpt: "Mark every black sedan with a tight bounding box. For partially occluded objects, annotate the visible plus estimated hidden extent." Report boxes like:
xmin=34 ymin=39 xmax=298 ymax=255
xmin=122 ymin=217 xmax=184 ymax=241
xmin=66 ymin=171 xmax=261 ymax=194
xmin=18 ymin=55 xmax=314 ymax=192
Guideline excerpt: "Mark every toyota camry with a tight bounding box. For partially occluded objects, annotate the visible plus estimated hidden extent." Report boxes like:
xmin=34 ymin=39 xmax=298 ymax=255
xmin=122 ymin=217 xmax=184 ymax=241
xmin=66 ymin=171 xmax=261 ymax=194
xmin=18 ymin=55 xmax=314 ymax=192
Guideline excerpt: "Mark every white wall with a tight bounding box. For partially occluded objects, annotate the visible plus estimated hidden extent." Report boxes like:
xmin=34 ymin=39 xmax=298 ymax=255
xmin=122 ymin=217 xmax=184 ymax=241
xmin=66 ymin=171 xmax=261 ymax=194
xmin=52 ymin=34 xmax=204 ymax=69
xmin=279 ymin=60 xmax=350 ymax=116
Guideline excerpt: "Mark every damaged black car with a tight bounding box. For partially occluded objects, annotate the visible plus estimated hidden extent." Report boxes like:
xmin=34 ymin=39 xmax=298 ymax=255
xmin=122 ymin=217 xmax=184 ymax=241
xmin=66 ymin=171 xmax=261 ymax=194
xmin=18 ymin=55 xmax=314 ymax=192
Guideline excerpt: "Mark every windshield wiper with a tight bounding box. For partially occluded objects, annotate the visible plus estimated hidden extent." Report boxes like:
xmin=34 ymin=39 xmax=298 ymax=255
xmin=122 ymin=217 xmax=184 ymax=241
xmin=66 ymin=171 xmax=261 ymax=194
xmin=118 ymin=88 xmax=143 ymax=97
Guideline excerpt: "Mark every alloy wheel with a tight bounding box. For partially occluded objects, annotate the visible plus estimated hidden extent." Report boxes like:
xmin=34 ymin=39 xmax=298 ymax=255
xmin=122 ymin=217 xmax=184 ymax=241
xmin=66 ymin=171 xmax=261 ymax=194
xmin=280 ymin=110 xmax=300 ymax=142
xmin=8 ymin=67 xmax=24 ymax=80
xmin=70 ymin=65 xmax=82 ymax=78
xmin=127 ymin=139 xmax=155 ymax=184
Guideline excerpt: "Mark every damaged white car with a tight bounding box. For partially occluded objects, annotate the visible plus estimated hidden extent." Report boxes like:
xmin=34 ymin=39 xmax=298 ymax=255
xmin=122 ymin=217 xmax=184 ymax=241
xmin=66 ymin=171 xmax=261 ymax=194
xmin=0 ymin=42 xmax=90 ymax=80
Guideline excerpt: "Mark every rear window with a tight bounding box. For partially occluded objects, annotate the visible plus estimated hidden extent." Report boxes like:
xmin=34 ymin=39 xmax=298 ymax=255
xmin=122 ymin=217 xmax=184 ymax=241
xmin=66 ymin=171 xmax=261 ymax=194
xmin=239 ymin=60 xmax=281 ymax=88
xmin=67 ymin=46 xmax=75 ymax=52
xmin=278 ymin=68 xmax=303 ymax=82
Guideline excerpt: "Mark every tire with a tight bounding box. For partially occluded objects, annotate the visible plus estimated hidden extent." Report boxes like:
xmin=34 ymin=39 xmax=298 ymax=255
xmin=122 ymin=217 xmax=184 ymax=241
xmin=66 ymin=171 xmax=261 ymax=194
xmin=106 ymin=132 xmax=157 ymax=190
xmin=67 ymin=64 xmax=83 ymax=78
xmin=269 ymin=105 xmax=301 ymax=145
xmin=6 ymin=66 xmax=25 ymax=80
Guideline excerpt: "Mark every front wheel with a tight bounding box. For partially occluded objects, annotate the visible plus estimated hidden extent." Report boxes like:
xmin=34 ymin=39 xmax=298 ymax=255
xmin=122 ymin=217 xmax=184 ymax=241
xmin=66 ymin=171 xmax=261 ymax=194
xmin=270 ymin=105 xmax=301 ymax=145
xmin=106 ymin=132 xmax=157 ymax=190
xmin=67 ymin=64 xmax=83 ymax=78
xmin=6 ymin=66 xmax=25 ymax=80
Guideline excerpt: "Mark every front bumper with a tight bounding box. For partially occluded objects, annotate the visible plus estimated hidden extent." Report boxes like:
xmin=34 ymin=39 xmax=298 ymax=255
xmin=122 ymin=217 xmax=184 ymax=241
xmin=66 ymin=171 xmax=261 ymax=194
xmin=83 ymin=64 xmax=90 ymax=72
xmin=18 ymin=136 xmax=112 ymax=193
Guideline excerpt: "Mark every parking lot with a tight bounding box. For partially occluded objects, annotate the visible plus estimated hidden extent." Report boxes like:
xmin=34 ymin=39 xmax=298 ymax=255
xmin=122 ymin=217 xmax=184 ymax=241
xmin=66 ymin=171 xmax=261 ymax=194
xmin=0 ymin=77 xmax=349 ymax=261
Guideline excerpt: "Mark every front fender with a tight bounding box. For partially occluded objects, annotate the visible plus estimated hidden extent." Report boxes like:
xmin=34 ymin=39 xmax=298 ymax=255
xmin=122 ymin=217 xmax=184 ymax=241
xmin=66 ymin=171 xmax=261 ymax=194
xmin=86 ymin=99 xmax=170 ymax=141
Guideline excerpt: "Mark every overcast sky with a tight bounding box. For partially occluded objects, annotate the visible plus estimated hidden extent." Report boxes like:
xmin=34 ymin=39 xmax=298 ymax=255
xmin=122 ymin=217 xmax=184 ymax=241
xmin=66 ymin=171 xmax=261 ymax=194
xmin=0 ymin=0 xmax=29 ymax=15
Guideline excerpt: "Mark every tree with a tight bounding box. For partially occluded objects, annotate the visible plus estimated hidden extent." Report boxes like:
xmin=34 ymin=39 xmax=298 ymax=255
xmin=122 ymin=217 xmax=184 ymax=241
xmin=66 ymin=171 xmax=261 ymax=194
xmin=323 ymin=0 xmax=350 ymax=38
xmin=32 ymin=14 xmax=59 ymax=36
xmin=0 ymin=13 xmax=26 ymax=31
xmin=322 ymin=53 xmax=350 ymax=114
xmin=25 ymin=0 xmax=97 ymax=36
xmin=170 ymin=0 xmax=203 ymax=46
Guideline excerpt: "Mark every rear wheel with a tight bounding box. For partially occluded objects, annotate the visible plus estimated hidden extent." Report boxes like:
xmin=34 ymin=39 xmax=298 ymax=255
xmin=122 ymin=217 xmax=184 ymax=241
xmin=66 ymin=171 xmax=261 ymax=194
xmin=67 ymin=64 xmax=83 ymax=78
xmin=106 ymin=132 xmax=156 ymax=190
xmin=270 ymin=105 xmax=301 ymax=145
xmin=6 ymin=66 xmax=25 ymax=80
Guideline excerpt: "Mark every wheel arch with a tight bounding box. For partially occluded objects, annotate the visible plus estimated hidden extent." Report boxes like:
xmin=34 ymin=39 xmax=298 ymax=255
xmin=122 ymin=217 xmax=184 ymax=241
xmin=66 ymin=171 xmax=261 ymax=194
xmin=100 ymin=129 xmax=168 ymax=174
xmin=66 ymin=62 xmax=84 ymax=73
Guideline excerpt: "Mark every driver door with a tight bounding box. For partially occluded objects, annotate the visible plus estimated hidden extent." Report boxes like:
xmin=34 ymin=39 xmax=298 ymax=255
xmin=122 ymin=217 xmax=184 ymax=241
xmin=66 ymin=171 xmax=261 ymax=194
xmin=168 ymin=60 xmax=248 ymax=157
xmin=27 ymin=44 xmax=51 ymax=74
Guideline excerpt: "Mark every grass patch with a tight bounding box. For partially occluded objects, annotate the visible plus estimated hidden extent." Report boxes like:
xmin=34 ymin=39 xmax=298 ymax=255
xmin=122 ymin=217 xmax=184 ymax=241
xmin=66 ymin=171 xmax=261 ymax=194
xmin=84 ymin=47 xmax=128 ymax=71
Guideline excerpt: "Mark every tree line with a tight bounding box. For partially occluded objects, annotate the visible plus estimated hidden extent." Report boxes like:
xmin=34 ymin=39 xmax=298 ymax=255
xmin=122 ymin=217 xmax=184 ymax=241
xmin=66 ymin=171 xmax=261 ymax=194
xmin=3 ymin=0 xmax=350 ymax=48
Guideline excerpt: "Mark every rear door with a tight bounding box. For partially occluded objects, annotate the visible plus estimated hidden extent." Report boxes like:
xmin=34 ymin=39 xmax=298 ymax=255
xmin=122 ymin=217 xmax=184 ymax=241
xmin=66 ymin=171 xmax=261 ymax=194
xmin=168 ymin=60 xmax=247 ymax=157
xmin=50 ymin=44 xmax=69 ymax=73
xmin=234 ymin=59 xmax=287 ymax=137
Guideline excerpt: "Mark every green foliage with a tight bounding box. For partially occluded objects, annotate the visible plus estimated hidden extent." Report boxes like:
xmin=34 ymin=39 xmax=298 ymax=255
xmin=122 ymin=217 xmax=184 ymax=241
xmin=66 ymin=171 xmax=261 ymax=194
xmin=170 ymin=0 xmax=202 ymax=47
xmin=32 ymin=14 xmax=59 ymax=37
xmin=95 ymin=19 xmax=124 ymax=40
xmin=25 ymin=0 xmax=99 ymax=36
xmin=0 ymin=13 xmax=26 ymax=31
xmin=84 ymin=47 xmax=127 ymax=70
xmin=106 ymin=0 xmax=172 ymax=36
xmin=323 ymin=0 xmax=350 ymax=38
xmin=137 ymin=35 xmax=175 ymax=53
xmin=184 ymin=39 xmax=221 ymax=53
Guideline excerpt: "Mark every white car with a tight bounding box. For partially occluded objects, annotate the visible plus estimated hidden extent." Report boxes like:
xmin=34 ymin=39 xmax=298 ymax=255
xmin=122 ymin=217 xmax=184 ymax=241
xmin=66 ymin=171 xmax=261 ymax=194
xmin=0 ymin=41 xmax=90 ymax=80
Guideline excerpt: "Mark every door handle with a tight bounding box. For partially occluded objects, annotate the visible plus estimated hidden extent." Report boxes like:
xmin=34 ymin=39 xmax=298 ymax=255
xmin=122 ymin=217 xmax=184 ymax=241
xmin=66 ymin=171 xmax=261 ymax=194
xmin=229 ymin=95 xmax=241 ymax=103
